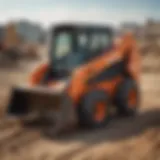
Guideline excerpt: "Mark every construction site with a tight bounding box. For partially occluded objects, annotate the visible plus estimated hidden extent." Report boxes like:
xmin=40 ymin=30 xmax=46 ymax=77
xmin=0 ymin=19 xmax=160 ymax=160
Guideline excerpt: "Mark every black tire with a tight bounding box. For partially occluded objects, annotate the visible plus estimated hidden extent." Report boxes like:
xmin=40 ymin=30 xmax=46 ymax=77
xmin=78 ymin=90 xmax=110 ymax=128
xmin=115 ymin=78 xmax=139 ymax=116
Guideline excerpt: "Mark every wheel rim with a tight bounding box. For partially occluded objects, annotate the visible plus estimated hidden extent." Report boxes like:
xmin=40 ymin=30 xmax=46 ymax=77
xmin=128 ymin=89 xmax=137 ymax=108
xmin=94 ymin=102 xmax=106 ymax=122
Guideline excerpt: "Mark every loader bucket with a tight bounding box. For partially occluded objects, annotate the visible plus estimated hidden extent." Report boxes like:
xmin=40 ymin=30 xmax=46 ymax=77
xmin=7 ymin=86 xmax=77 ymax=135
xmin=7 ymin=86 xmax=63 ymax=116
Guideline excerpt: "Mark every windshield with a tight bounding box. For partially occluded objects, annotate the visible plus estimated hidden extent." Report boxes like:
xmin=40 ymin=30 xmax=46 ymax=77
xmin=54 ymin=31 xmax=73 ymax=60
xmin=51 ymin=29 xmax=79 ymax=71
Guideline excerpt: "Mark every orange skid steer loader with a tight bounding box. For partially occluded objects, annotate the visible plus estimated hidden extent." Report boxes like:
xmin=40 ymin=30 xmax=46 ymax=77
xmin=7 ymin=24 xmax=141 ymax=134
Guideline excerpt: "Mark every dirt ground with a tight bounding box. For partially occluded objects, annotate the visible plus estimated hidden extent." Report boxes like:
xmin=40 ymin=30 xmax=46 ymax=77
xmin=0 ymin=62 xmax=160 ymax=160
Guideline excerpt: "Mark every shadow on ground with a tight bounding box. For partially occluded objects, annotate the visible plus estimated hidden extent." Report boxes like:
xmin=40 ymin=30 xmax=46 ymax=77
xmin=31 ymin=108 xmax=159 ymax=160
xmin=47 ymin=108 xmax=160 ymax=143
xmin=26 ymin=107 xmax=160 ymax=146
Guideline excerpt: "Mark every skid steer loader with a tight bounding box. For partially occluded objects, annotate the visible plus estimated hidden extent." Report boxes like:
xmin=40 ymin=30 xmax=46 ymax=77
xmin=7 ymin=24 xmax=141 ymax=134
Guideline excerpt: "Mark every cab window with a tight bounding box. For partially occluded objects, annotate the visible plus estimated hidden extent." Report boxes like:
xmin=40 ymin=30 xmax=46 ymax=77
xmin=90 ymin=32 xmax=112 ymax=54
xmin=90 ymin=33 xmax=100 ymax=52
xmin=78 ymin=32 xmax=89 ymax=51
xmin=100 ymin=33 xmax=111 ymax=49
xmin=54 ymin=31 xmax=73 ymax=60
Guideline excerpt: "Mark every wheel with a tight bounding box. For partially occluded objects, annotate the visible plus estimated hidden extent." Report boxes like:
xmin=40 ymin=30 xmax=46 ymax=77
xmin=115 ymin=78 xmax=139 ymax=116
xmin=78 ymin=90 xmax=110 ymax=128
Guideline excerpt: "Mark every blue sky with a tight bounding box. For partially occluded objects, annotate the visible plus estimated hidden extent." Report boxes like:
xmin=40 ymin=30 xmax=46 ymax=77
xmin=0 ymin=0 xmax=159 ymax=26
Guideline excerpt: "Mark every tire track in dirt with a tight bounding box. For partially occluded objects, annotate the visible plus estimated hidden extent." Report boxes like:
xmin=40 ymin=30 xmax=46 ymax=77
xmin=0 ymin=117 xmax=41 ymax=155
xmin=55 ymin=128 xmax=124 ymax=160
xmin=54 ymin=125 xmax=128 ymax=159
xmin=0 ymin=108 xmax=159 ymax=160
xmin=55 ymin=145 xmax=91 ymax=160
xmin=54 ymin=109 xmax=160 ymax=160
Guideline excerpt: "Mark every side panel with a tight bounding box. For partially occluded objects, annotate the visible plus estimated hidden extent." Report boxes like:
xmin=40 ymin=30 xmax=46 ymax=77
xmin=90 ymin=76 xmax=123 ymax=97
xmin=68 ymin=53 xmax=126 ymax=105
xmin=87 ymin=59 xmax=126 ymax=97
xmin=88 ymin=60 xmax=126 ymax=84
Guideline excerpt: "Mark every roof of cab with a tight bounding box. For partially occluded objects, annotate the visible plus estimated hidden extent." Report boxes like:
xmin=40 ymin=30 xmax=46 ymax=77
xmin=52 ymin=23 xmax=113 ymax=32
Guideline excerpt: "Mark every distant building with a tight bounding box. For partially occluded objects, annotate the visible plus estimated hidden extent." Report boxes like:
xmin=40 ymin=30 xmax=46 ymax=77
xmin=120 ymin=22 xmax=142 ymax=37
xmin=144 ymin=19 xmax=160 ymax=40
xmin=15 ymin=20 xmax=46 ymax=44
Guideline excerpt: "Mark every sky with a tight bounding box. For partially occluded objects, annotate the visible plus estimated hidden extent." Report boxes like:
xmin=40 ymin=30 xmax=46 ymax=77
xmin=0 ymin=0 xmax=159 ymax=27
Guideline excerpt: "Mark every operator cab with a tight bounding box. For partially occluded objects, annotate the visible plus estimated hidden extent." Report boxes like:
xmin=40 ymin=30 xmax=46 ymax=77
xmin=48 ymin=24 xmax=113 ymax=79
